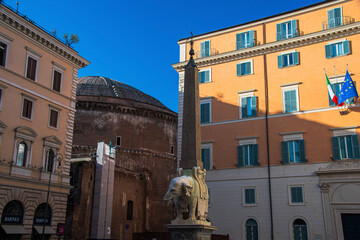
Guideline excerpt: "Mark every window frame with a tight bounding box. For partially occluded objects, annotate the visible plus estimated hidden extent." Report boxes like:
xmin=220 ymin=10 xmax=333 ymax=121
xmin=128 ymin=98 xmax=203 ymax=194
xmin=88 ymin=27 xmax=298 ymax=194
xmin=239 ymin=91 xmax=257 ymax=119
xmin=288 ymin=185 xmax=305 ymax=206
xmin=325 ymin=39 xmax=350 ymax=59
xmin=278 ymin=50 xmax=299 ymax=68
xmin=200 ymin=98 xmax=212 ymax=124
xmin=48 ymin=106 xmax=60 ymax=129
xmin=237 ymin=59 xmax=254 ymax=77
xmin=200 ymin=40 xmax=210 ymax=58
xmin=281 ymin=132 xmax=305 ymax=164
xmin=238 ymin=137 xmax=259 ymax=167
xmin=244 ymin=218 xmax=259 ymax=240
xmin=0 ymin=34 xmax=12 ymax=68
xmin=199 ymin=67 xmax=212 ymax=84
xmin=327 ymin=6 xmax=342 ymax=29
xmin=116 ymin=136 xmax=121 ymax=147
xmin=282 ymin=85 xmax=299 ymax=113
xmin=291 ymin=218 xmax=309 ymax=240
xmin=51 ymin=65 xmax=64 ymax=93
xmin=242 ymin=187 xmax=257 ymax=206
xmin=25 ymin=51 xmax=40 ymax=82
xmin=331 ymin=128 xmax=360 ymax=160
xmin=20 ymin=95 xmax=36 ymax=121
xmin=276 ymin=19 xmax=298 ymax=41
xmin=328 ymin=76 xmax=355 ymax=106
xmin=201 ymin=143 xmax=213 ymax=170
xmin=236 ymin=30 xmax=255 ymax=50
xmin=0 ymin=83 xmax=7 ymax=111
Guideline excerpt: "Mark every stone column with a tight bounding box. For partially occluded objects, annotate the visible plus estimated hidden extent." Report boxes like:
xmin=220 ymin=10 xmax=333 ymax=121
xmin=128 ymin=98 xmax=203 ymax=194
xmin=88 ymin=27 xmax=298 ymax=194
xmin=319 ymin=182 xmax=334 ymax=240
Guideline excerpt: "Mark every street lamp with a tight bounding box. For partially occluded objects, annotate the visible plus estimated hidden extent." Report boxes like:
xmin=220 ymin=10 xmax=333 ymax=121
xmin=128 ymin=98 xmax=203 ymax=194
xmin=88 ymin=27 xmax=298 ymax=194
xmin=42 ymin=153 xmax=63 ymax=240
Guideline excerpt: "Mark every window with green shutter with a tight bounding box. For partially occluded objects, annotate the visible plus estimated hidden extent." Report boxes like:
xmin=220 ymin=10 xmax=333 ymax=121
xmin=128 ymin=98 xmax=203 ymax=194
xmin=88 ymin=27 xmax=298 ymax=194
xmin=281 ymin=140 xmax=306 ymax=164
xmin=245 ymin=219 xmax=259 ymax=240
xmin=293 ymin=219 xmax=308 ymax=240
xmin=200 ymin=102 xmax=210 ymax=123
xmin=276 ymin=20 xmax=298 ymax=41
xmin=325 ymin=40 xmax=350 ymax=58
xmin=278 ymin=52 xmax=299 ymax=68
xmin=237 ymin=144 xmax=259 ymax=167
xmin=199 ymin=70 xmax=210 ymax=83
xmin=328 ymin=82 xmax=355 ymax=106
xmin=200 ymin=40 xmax=210 ymax=58
xmin=236 ymin=30 xmax=255 ymax=50
xmin=241 ymin=96 xmax=257 ymax=118
xmin=201 ymin=148 xmax=211 ymax=170
xmin=284 ymin=89 xmax=298 ymax=113
xmin=290 ymin=186 xmax=304 ymax=203
xmin=328 ymin=7 xmax=342 ymax=29
xmin=237 ymin=60 xmax=253 ymax=76
xmin=244 ymin=188 xmax=256 ymax=204
xmin=332 ymin=135 xmax=360 ymax=160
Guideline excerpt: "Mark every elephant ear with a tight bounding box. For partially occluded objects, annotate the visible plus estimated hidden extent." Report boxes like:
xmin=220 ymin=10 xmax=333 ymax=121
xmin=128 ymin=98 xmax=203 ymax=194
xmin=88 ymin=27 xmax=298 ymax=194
xmin=182 ymin=181 xmax=194 ymax=197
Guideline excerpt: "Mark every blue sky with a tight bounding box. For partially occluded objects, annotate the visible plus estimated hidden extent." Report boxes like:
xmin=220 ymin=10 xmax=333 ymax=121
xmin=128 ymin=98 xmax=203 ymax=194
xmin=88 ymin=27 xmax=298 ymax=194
xmin=6 ymin=0 xmax=324 ymax=112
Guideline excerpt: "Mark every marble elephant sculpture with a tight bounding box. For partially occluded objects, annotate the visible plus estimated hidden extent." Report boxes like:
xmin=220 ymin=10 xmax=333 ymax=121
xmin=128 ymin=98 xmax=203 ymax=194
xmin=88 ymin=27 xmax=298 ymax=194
xmin=164 ymin=175 xmax=200 ymax=221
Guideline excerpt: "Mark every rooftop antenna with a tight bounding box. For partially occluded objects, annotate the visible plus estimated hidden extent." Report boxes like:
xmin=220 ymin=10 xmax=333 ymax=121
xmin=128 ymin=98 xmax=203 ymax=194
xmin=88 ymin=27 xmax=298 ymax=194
xmin=16 ymin=1 xmax=19 ymax=13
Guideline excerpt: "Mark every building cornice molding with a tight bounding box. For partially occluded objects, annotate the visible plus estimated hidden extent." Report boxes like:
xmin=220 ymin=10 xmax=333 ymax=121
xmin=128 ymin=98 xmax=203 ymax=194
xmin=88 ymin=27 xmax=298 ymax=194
xmin=173 ymin=22 xmax=360 ymax=72
xmin=0 ymin=6 xmax=89 ymax=68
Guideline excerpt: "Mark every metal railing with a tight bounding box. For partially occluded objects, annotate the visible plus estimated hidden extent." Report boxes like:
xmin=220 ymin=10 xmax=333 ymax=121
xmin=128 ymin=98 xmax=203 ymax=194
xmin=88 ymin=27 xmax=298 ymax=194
xmin=322 ymin=16 xmax=354 ymax=30
xmin=0 ymin=1 xmax=72 ymax=48
xmin=195 ymin=49 xmax=219 ymax=59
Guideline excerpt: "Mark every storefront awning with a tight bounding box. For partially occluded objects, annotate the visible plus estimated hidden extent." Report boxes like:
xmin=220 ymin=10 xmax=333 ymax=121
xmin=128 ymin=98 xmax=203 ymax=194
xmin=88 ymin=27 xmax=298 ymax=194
xmin=33 ymin=225 xmax=56 ymax=235
xmin=1 ymin=225 xmax=28 ymax=234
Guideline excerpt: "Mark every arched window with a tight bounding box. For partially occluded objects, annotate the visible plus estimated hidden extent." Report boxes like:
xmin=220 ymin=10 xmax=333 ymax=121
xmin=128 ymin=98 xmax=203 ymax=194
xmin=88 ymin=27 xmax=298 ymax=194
xmin=246 ymin=218 xmax=258 ymax=240
xmin=16 ymin=141 xmax=27 ymax=167
xmin=293 ymin=219 xmax=308 ymax=240
xmin=45 ymin=149 xmax=54 ymax=172
xmin=33 ymin=203 xmax=52 ymax=226
xmin=127 ymin=200 xmax=133 ymax=220
xmin=1 ymin=200 xmax=24 ymax=224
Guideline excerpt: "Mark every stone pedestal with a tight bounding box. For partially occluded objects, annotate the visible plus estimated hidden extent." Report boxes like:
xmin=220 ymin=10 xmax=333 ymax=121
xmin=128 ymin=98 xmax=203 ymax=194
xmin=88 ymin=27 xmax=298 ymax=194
xmin=165 ymin=224 xmax=217 ymax=240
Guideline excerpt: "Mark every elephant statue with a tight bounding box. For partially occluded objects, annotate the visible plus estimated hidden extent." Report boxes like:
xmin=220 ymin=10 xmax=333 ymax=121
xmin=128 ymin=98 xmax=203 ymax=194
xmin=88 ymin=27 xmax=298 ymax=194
xmin=164 ymin=167 xmax=209 ymax=223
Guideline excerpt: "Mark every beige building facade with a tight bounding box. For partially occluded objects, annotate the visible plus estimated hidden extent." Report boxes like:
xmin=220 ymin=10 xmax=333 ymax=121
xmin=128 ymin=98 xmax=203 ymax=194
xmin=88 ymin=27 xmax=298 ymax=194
xmin=0 ymin=3 xmax=88 ymax=239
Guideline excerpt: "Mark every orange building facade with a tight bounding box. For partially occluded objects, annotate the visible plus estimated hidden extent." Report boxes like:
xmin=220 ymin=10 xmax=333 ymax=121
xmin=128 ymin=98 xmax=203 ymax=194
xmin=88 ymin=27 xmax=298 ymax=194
xmin=0 ymin=3 xmax=88 ymax=239
xmin=174 ymin=0 xmax=360 ymax=239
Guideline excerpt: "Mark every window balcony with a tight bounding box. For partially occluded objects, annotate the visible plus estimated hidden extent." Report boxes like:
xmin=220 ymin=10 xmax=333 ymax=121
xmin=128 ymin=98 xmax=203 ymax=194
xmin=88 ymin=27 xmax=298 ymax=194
xmin=322 ymin=16 xmax=354 ymax=30
xmin=195 ymin=49 xmax=219 ymax=59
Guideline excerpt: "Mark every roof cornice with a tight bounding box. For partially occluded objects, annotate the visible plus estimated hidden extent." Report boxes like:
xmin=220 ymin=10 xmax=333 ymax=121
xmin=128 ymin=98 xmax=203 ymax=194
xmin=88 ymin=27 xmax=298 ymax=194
xmin=178 ymin=0 xmax=348 ymax=43
xmin=172 ymin=21 xmax=360 ymax=72
xmin=0 ymin=6 xmax=90 ymax=69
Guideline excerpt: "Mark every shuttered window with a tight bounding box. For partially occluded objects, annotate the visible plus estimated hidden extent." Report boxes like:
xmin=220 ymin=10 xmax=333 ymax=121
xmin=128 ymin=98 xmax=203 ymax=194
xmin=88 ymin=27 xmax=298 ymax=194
xmin=200 ymin=40 xmax=210 ymax=58
xmin=281 ymin=140 xmax=306 ymax=164
xmin=237 ymin=144 xmax=259 ymax=167
xmin=200 ymin=102 xmax=210 ymax=123
xmin=241 ymin=96 xmax=257 ymax=118
xmin=276 ymin=20 xmax=298 ymax=41
xmin=52 ymin=70 xmax=62 ymax=92
xmin=22 ymin=98 xmax=33 ymax=120
xmin=49 ymin=109 xmax=59 ymax=128
xmin=278 ymin=52 xmax=299 ymax=68
xmin=236 ymin=30 xmax=255 ymax=50
xmin=290 ymin=186 xmax=304 ymax=203
xmin=325 ymin=40 xmax=350 ymax=58
xmin=244 ymin=188 xmax=256 ymax=204
xmin=199 ymin=70 xmax=210 ymax=83
xmin=26 ymin=56 xmax=37 ymax=81
xmin=328 ymin=82 xmax=355 ymax=106
xmin=237 ymin=60 xmax=253 ymax=76
xmin=293 ymin=219 xmax=308 ymax=240
xmin=328 ymin=7 xmax=342 ymax=29
xmin=201 ymin=148 xmax=211 ymax=170
xmin=0 ymin=42 xmax=7 ymax=67
xmin=284 ymin=89 xmax=298 ymax=113
xmin=332 ymin=135 xmax=360 ymax=160
xmin=246 ymin=219 xmax=259 ymax=240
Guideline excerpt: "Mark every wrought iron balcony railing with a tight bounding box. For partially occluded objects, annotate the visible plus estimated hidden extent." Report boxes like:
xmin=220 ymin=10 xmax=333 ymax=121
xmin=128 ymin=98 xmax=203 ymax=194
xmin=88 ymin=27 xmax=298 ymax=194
xmin=195 ymin=49 xmax=219 ymax=59
xmin=322 ymin=16 xmax=354 ymax=30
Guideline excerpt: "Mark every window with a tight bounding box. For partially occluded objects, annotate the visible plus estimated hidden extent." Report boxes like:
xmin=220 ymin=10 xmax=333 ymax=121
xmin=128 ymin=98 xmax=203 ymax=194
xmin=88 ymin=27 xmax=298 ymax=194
xmin=328 ymin=82 xmax=354 ymax=106
xmin=243 ymin=188 xmax=256 ymax=205
xmin=240 ymin=96 xmax=256 ymax=118
xmin=0 ymin=86 xmax=4 ymax=111
xmin=127 ymin=200 xmax=133 ymax=220
xmin=237 ymin=138 xmax=258 ymax=167
xmin=278 ymin=51 xmax=299 ymax=68
xmin=245 ymin=219 xmax=258 ymax=240
xmin=26 ymin=55 xmax=38 ymax=81
xmin=199 ymin=68 xmax=211 ymax=83
xmin=236 ymin=30 xmax=255 ymax=49
xmin=200 ymin=40 xmax=210 ymax=58
xmin=276 ymin=20 xmax=298 ymax=41
xmin=293 ymin=219 xmax=308 ymax=240
xmin=290 ymin=186 xmax=304 ymax=204
xmin=1 ymin=200 xmax=24 ymax=225
xmin=282 ymin=85 xmax=299 ymax=113
xmin=16 ymin=141 xmax=27 ymax=167
xmin=116 ymin=136 xmax=121 ymax=146
xmin=49 ymin=109 xmax=59 ymax=128
xmin=21 ymin=98 xmax=34 ymax=120
xmin=45 ymin=149 xmax=54 ymax=172
xmin=200 ymin=98 xmax=211 ymax=124
xmin=328 ymin=7 xmax=342 ymax=29
xmin=237 ymin=59 xmax=253 ymax=76
xmin=0 ymin=41 xmax=7 ymax=67
xmin=201 ymin=144 xmax=212 ymax=170
xmin=170 ymin=145 xmax=174 ymax=154
xmin=281 ymin=140 xmax=306 ymax=164
xmin=52 ymin=68 xmax=62 ymax=92
xmin=332 ymin=135 xmax=360 ymax=160
xmin=325 ymin=40 xmax=350 ymax=58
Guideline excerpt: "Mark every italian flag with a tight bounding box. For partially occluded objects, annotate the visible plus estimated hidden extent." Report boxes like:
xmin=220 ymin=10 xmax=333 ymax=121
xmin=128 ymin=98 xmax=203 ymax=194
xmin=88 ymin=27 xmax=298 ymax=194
xmin=326 ymin=73 xmax=344 ymax=106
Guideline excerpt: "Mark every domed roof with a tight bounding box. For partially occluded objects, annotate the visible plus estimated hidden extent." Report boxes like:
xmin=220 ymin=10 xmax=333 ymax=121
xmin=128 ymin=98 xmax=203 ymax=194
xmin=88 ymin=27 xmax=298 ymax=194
xmin=76 ymin=76 xmax=170 ymax=110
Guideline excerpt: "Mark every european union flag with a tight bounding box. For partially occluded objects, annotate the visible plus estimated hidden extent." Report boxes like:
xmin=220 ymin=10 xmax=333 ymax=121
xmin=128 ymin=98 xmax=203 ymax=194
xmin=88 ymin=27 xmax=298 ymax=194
xmin=338 ymin=70 xmax=358 ymax=104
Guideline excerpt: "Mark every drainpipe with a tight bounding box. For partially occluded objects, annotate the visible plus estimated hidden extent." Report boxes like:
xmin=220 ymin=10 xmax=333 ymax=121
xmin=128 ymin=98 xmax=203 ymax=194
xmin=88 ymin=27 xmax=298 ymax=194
xmin=263 ymin=23 xmax=274 ymax=240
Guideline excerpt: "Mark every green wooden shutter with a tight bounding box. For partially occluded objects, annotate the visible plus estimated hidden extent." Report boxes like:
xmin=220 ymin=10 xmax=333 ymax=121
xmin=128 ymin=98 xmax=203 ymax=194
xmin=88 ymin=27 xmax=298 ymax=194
xmin=346 ymin=136 xmax=354 ymax=159
xmin=293 ymin=52 xmax=299 ymax=65
xmin=328 ymin=8 xmax=335 ymax=28
xmin=276 ymin=23 xmax=282 ymax=41
xmin=246 ymin=226 xmax=252 ymax=240
xmin=250 ymin=96 xmax=257 ymax=117
xmin=290 ymin=90 xmax=297 ymax=111
xmin=205 ymin=41 xmax=210 ymax=57
xmin=301 ymin=226 xmax=308 ymax=240
xmin=204 ymin=70 xmax=210 ymax=82
xmin=200 ymin=103 xmax=210 ymax=123
xmin=238 ymin=145 xmax=244 ymax=167
xmin=284 ymin=91 xmax=291 ymax=112
xmin=278 ymin=55 xmax=283 ymax=68
xmin=202 ymin=148 xmax=210 ymax=170
xmin=249 ymin=30 xmax=255 ymax=47
xmin=253 ymin=144 xmax=259 ymax=166
xmin=199 ymin=72 xmax=203 ymax=83
xmin=249 ymin=145 xmax=255 ymax=166
xmin=200 ymin=41 xmax=205 ymax=57
xmin=294 ymin=225 xmax=301 ymax=240
xmin=351 ymin=134 xmax=360 ymax=158
xmin=332 ymin=136 xmax=340 ymax=160
xmin=253 ymin=225 xmax=258 ymax=240
xmin=343 ymin=40 xmax=350 ymax=55
xmin=245 ymin=62 xmax=251 ymax=74
xmin=325 ymin=44 xmax=332 ymax=58
xmin=241 ymin=97 xmax=248 ymax=118
xmin=291 ymin=20 xmax=298 ymax=37
xmin=236 ymin=33 xmax=242 ymax=50
xmin=299 ymin=139 xmax=306 ymax=163
xmin=237 ymin=64 xmax=241 ymax=76
xmin=282 ymin=141 xmax=289 ymax=164
xmin=334 ymin=7 xmax=342 ymax=27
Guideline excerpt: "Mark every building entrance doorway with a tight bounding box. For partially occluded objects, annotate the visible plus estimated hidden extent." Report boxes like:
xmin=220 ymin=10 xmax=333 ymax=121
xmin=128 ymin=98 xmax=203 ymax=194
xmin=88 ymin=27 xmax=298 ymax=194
xmin=341 ymin=213 xmax=360 ymax=240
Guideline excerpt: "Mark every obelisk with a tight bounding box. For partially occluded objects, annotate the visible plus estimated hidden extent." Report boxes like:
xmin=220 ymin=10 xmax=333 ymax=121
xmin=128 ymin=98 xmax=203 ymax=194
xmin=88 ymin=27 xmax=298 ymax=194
xmin=180 ymin=34 xmax=203 ymax=169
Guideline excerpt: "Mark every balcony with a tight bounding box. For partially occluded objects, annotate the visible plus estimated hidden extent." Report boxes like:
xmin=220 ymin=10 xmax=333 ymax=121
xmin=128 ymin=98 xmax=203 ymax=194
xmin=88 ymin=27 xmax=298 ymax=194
xmin=322 ymin=16 xmax=354 ymax=30
xmin=195 ymin=49 xmax=219 ymax=59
